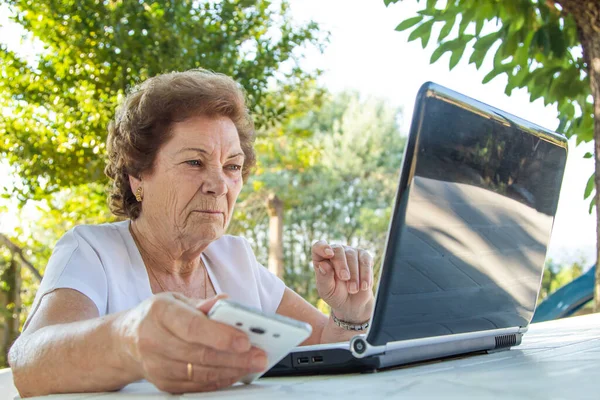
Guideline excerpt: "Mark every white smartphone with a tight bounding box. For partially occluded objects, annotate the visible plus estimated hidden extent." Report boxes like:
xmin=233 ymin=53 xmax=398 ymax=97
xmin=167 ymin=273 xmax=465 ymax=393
xmin=207 ymin=299 xmax=312 ymax=384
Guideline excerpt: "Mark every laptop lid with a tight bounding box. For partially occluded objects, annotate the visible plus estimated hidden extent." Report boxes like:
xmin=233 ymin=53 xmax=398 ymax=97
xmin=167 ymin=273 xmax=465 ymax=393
xmin=367 ymin=82 xmax=568 ymax=347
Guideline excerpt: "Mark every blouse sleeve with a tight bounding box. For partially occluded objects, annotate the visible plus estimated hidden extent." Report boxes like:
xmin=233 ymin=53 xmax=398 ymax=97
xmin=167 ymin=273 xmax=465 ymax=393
xmin=24 ymin=227 xmax=108 ymax=329
xmin=244 ymin=239 xmax=286 ymax=314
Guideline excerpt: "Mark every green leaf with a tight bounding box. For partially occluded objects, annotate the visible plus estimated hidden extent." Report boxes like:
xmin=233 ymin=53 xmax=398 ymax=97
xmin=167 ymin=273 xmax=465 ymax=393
xmin=420 ymin=24 xmax=433 ymax=48
xmin=475 ymin=1 xmax=496 ymax=21
xmin=558 ymin=101 xmax=576 ymax=119
xmin=539 ymin=1 xmax=551 ymax=21
xmin=510 ymin=65 xmax=529 ymax=88
xmin=475 ymin=18 xmax=484 ymax=36
xmin=473 ymin=31 xmax=501 ymax=52
xmin=513 ymin=43 xmax=529 ymax=67
xmin=407 ymin=20 xmax=435 ymax=48
xmin=584 ymin=152 xmax=593 ymax=159
xmin=384 ymin=0 xmax=399 ymax=6
xmin=589 ymin=196 xmax=597 ymax=215
xmin=426 ymin=0 xmax=437 ymax=10
xmin=449 ymin=42 xmax=467 ymax=70
xmin=438 ymin=14 xmax=456 ymax=42
xmin=556 ymin=117 xmax=568 ymax=134
xmin=509 ymin=14 xmax=525 ymax=33
xmin=584 ymin=173 xmax=595 ymax=200
xmin=501 ymin=33 xmax=519 ymax=59
xmin=458 ymin=8 xmax=476 ymax=34
xmin=548 ymin=23 xmax=567 ymax=59
xmin=430 ymin=39 xmax=464 ymax=63
xmin=482 ymin=63 xmax=513 ymax=84
xmin=469 ymin=48 xmax=487 ymax=69
xmin=549 ymin=66 xmax=582 ymax=100
xmin=395 ymin=16 xmax=423 ymax=32
xmin=431 ymin=45 xmax=449 ymax=63
xmin=533 ymin=26 xmax=552 ymax=56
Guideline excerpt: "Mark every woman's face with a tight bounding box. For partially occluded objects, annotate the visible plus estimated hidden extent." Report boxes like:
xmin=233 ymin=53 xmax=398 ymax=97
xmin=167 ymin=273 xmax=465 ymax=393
xmin=137 ymin=115 xmax=245 ymax=247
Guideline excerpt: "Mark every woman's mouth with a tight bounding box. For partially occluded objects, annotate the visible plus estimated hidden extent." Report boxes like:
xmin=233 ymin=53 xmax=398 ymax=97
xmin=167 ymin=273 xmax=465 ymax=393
xmin=194 ymin=210 xmax=224 ymax=215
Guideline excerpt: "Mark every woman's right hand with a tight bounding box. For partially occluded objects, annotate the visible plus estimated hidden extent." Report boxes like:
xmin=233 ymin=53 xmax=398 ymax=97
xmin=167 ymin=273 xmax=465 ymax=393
xmin=114 ymin=293 xmax=267 ymax=393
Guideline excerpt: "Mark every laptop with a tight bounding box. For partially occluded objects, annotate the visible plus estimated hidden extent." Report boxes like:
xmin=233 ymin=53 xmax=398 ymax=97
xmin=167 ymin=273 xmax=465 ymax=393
xmin=265 ymin=82 xmax=568 ymax=376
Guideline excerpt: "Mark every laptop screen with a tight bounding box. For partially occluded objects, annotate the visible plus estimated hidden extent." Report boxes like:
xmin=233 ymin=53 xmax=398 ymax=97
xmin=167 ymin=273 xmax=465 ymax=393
xmin=368 ymin=85 xmax=567 ymax=346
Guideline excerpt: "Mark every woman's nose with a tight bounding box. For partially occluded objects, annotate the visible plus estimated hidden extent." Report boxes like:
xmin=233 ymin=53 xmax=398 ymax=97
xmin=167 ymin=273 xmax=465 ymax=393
xmin=201 ymin=170 xmax=227 ymax=196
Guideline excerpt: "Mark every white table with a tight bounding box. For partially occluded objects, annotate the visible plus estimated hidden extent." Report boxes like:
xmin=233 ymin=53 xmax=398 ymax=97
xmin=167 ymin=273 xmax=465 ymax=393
xmin=2 ymin=313 xmax=599 ymax=399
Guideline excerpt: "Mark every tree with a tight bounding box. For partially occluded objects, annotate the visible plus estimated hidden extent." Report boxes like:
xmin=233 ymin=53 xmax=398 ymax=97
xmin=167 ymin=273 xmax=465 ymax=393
xmin=230 ymin=92 xmax=406 ymax=304
xmin=0 ymin=0 xmax=324 ymax=204
xmin=387 ymin=0 xmax=600 ymax=311
xmin=0 ymin=0 xmax=327 ymax=367
xmin=540 ymin=257 xmax=585 ymax=300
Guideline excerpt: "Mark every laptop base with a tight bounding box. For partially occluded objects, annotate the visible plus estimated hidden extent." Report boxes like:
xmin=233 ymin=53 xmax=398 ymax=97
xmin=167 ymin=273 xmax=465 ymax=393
xmin=265 ymin=332 xmax=522 ymax=377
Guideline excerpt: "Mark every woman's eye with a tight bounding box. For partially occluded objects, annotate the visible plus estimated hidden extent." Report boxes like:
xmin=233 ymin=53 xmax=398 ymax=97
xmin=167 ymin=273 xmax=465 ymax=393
xmin=186 ymin=160 xmax=201 ymax=166
xmin=226 ymin=165 xmax=242 ymax=171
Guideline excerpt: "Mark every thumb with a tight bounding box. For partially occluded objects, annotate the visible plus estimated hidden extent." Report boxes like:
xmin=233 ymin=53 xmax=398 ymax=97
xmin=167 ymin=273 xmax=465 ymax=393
xmin=197 ymin=293 xmax=229 ymax=314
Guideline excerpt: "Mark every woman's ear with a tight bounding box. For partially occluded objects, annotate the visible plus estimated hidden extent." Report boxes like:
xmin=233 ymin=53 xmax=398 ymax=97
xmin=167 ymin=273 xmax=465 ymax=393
xmin=128 ymin=174 xmax=141 ymax=192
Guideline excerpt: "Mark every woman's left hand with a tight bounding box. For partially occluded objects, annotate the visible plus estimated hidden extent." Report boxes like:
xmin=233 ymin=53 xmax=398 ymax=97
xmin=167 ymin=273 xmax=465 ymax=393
xmin=312 ymin=240 xmax=375 ymax=324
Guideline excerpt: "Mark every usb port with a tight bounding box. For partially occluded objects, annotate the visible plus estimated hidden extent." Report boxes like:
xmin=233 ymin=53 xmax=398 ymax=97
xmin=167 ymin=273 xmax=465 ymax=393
xmin=311 ymin=356 xmax=324 ymax=363
xmin=297 ymin=357 xmax=309 ymax=364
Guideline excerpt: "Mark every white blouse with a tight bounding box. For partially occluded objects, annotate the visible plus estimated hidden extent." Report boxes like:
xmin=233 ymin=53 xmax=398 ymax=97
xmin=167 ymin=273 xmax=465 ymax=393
xmin=25 ymin=220 xmax=286 ymax=328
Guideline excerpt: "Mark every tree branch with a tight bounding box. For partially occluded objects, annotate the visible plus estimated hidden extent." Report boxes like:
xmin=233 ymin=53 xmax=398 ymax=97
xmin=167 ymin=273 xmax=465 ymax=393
xmin=0 ymin=233 xmax=43 ymax=282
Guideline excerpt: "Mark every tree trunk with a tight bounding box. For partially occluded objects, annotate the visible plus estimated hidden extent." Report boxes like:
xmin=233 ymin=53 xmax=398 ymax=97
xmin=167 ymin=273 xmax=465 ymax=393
xmin=266 ymin=194 xmax=284 ymax=279
xmin=0 ymin=234 xmax=42 ymax=281
xmin=556 ymin=0 xmax=600 ymax=312
xmin=0 ymin=257 xmax=21 ymax=367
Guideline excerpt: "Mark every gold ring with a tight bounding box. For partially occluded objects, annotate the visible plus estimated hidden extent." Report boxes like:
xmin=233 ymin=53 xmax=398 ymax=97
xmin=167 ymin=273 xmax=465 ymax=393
xmin=187 ymin=362 xmax=193 ymax=381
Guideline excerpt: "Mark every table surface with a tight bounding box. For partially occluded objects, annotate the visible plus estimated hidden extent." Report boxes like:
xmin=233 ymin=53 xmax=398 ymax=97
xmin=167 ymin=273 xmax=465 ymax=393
xmin=2 ymin=313 xmax=599 ymax=400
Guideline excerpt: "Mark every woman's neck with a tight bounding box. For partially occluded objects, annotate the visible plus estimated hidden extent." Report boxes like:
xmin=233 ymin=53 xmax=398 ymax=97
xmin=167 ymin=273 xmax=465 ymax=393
xmin=129 ymin=218 xmax=209 ymax=277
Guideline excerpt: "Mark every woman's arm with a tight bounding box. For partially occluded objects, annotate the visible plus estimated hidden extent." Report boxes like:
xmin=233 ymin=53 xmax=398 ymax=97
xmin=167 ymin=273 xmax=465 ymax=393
xmin=10 ymin=290 xmax=267 ymax=398
xmin=276 ymin=288 xmax=369 ymax=345
xmin=9 ymin=289 xmax=141 ymax=397
xmin=9 ymin=289 xmax=138 ymax=397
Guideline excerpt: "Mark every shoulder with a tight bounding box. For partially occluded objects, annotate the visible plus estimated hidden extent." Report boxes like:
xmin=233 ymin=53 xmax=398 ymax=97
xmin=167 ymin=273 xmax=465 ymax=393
xmin=205 ymin=234 xmax=255 ymax=262
xmin=207 ymin=234 xmax=251 ymax=250
xmin=60 ymin=220 xmax=129 ymax=251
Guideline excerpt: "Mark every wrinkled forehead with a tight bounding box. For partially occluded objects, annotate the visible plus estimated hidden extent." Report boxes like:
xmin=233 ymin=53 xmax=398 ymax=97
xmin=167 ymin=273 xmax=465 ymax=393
xmin=164 ymin=115 xmax=243 ymax=156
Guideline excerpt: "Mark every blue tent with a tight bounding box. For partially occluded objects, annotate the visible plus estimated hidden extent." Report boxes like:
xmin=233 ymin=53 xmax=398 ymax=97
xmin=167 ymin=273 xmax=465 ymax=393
xmin=532 ymin=265 xmax=595 ymax=323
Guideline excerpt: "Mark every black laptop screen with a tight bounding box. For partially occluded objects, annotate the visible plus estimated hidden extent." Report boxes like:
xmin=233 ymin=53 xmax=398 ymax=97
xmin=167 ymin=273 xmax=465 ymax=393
xmin=368 ymin=87 xmax=567 ymax=345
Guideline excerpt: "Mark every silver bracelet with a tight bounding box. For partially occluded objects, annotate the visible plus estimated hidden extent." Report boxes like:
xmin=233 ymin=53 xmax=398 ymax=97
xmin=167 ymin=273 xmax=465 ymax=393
xmin=331 ymin=311 xmax=370 ymax=331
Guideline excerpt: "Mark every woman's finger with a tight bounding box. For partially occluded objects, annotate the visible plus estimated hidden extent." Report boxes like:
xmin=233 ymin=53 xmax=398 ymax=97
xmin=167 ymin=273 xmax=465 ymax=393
xmin=330 ymin=244 xmax=350 ymax=282
xmin=152 ymin=364 xmax=247 ymax=394
xmin=144 ymin=355 xmax=253 ymax=383
xmin=196 ymin=294 xmax=229 ymax=314
xmin=358 ymin=249 xmax=374 ymax=291
xmin=153 ymin=295 xmax=251 ymax=353
xmin=312 ymin=239 xmax=335 ymax=263
xmin=313 ymin=259 xmax=336 ymax=300
xmin=148 ymin=325 xmax=267 ymax=371
xmin=344 ymin=246 xmax=360 ymax=294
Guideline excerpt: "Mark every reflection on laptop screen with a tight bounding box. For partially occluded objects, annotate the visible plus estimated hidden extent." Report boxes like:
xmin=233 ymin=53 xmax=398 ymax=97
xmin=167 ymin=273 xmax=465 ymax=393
xmin=369 ymin=89 xmax=567 ymax=346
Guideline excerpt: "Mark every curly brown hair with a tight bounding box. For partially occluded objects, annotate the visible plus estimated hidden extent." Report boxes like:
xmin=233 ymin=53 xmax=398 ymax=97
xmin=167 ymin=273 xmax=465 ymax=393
xmin=105 ymin=69 xmax=256 ymax=219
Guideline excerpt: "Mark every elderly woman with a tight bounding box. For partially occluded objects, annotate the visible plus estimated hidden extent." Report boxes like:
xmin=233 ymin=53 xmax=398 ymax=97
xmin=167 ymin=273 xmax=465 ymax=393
xmin=9 ymin=70 xmax=375 ymax=397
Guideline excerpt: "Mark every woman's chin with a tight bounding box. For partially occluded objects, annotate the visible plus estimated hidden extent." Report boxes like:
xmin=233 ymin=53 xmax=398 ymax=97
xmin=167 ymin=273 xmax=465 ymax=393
xmin=185 ymin=223 xmax=225 ymax=243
